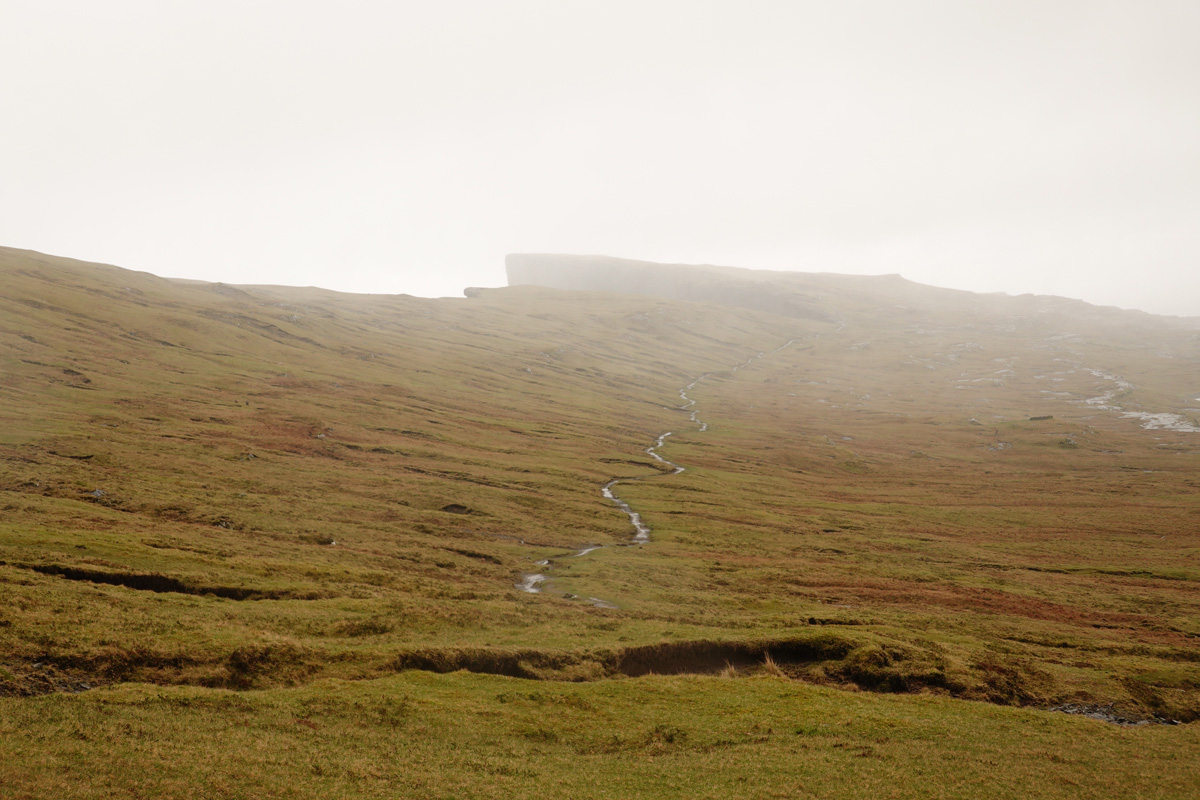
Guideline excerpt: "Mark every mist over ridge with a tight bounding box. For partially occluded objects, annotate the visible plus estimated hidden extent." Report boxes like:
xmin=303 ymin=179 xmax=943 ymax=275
xmin=2 ymin=244 xmax=1200 ymax=795
xmin=506 ymin=252 xmax=1200 ymax=325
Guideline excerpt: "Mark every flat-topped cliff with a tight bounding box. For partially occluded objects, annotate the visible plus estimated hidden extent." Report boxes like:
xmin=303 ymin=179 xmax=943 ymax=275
xmin=506 ymin=253 xmax=836 ymax=322
xmin=505 ymin=252 xmax=1196 ymax=331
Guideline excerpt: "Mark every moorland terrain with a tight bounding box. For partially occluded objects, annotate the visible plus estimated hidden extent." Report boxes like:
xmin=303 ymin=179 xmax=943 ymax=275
xmin=1 ymin=247 xmax=1198 ymax=798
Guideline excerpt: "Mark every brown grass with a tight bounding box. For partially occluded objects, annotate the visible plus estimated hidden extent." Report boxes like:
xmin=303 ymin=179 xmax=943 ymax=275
xmin=1 ymin=246 xmax=1198 ymax=793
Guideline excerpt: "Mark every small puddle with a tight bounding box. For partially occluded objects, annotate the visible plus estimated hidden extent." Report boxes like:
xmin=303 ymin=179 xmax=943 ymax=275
xmin=1046 ymin=703 xmax=1181 ymax=727
xmin=515 ymin=573 xmax=548 ymax=593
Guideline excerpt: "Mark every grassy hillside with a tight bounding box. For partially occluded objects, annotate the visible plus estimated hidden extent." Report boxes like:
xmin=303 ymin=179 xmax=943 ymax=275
xmin=2 ymin=247 xmax=1198 ymax=797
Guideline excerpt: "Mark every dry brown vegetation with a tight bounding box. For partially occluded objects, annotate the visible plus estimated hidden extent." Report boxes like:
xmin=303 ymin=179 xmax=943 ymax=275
xmin=2 ymin=246 xmax=1198 ymax=796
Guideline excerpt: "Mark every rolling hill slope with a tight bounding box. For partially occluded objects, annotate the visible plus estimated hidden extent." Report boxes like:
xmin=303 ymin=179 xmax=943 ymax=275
xmin=2 ymin=246 xmax=1198 ymax=798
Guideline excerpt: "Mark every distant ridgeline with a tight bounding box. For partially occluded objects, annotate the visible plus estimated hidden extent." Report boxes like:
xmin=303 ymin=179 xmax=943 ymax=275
xmin=505 ymin=253 xmax=1186 ymax=325
xmin=505 ymin=253 xmax=838 ymax=322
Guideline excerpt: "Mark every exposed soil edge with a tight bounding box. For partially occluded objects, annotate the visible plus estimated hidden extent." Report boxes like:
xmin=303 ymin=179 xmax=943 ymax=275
xmin=23 ymin=564 xmax=309 ymax=601
xmin=4 ymin=631 xmax=1191 ymax=725
xmin=390 ymin=635 xmax=857 ymax=680
xmin=389 ymin=635 xmax=1192 ymax=725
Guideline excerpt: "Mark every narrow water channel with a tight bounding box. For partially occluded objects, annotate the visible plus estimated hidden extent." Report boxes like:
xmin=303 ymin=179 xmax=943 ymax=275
xmin=515 ymin=339 xmax=796 ymax=605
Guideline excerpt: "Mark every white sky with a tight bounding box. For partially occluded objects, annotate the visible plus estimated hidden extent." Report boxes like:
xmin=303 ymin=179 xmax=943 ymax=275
xmin=3 ymin=1 xmax=1198 ymax=315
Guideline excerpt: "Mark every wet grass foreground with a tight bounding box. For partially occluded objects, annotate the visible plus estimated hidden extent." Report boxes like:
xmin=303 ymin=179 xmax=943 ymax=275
xmin=3 ymin=671 xmax=1199 ymax=800
xmin=1 ymin=247 xmax=1199 ymax=795
xmin=2 ymin=671 xmax=1200 ymax=800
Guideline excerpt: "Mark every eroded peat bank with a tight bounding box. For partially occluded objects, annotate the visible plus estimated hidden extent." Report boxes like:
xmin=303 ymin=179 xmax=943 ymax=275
xmin=2 ymin=248 xmax=1198 ymax=797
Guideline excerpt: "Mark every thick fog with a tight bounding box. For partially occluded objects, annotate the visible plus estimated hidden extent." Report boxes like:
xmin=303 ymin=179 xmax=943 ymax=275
xmin=2 ymin=1 xmax=1197 ymax=315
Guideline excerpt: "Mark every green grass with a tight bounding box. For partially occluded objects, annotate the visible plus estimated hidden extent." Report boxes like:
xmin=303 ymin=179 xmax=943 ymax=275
xmin=2 ymin=672 xmax=1197 ymax=800
xmin=2 ymin=246 xmax=1199 ymax=795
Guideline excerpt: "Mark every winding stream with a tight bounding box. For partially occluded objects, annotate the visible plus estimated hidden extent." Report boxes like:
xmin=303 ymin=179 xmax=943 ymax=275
xmin=1077 ymin=367 xmax=1200 ymax=432
xmin=515 ymin=339 xmax=797 ymax=606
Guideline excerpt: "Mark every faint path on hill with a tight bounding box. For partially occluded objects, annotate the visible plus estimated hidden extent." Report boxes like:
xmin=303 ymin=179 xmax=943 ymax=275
xmin=515 ymin=337 xmax=799 ymax=607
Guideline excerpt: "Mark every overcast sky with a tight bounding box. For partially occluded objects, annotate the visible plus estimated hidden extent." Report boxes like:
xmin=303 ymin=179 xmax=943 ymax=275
xmin=3 ymin=1 xmax=1198 ymax=315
